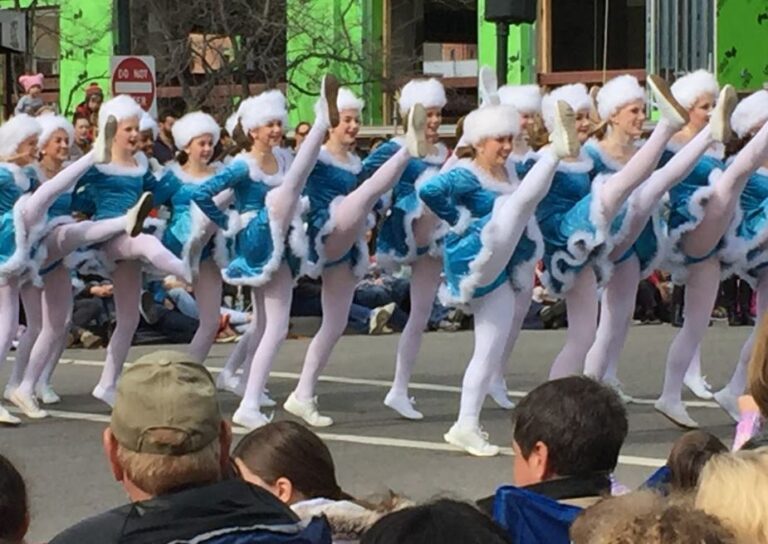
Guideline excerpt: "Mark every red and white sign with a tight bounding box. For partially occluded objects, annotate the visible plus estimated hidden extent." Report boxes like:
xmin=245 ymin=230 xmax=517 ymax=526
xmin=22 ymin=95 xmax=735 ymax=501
xmin=110 ymin=55 xmax=157 ymax=117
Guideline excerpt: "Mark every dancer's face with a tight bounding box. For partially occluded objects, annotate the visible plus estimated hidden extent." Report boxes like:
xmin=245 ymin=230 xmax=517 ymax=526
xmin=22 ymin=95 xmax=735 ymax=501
xmin=425 ymin=107 xmax=442 ymax=144
xmin=610 ymin=99 xmax=646 ymax=139
xmin=575 ymin=110 xmax=592 ymax=143
xmin=187 ymin=134 xmax=215 ymax=164
xmin=689 ymin=93 xmax=715 ymax=133
xmin=42 ymin=129 xmax=71 ymax=162
xmin=114 ymin=117 xmax=140 ymax=154
xmin=519 ymin=111 xmax=535 ymax=132
xmin=14 ymin=136 xmax=39 ymax=166
xmin=329 ymin=109 xmax=360 ymax=146
xmin=475 ymin=135 xmax=513 ymax=167
xmin=251 ymin=120 xmax=283 ymax=148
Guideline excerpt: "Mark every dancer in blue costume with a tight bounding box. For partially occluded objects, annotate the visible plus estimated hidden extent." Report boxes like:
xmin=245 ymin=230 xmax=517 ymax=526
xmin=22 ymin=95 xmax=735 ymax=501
xmin=192 ymin=77 xmax=339 ymax=429
xmin=655 ymin=90 xmax=768 ymax=428
xmin=4 ymin=114 xmax=152 ymax=419
xmin=709 ymin=90 xmax=768 ymax=423
xmin=542 ymin=75 xmax=691 ymax=381
xmin=285 ymin=88 xmax=428 ymax=428
xmin=355 ymin=78 xmax=448 ymax=420
xmin=153 ymin=111 xmax=235 ymax=364
xmin=582 ymin=72 xmax=737 ymax=404
xmin=418 ymin=101 xmax=579 ymax=456
xmin=0 ymin=115 xmax=102 ymax=424
xmin=73 ymin=95 xmax=191 ymax=406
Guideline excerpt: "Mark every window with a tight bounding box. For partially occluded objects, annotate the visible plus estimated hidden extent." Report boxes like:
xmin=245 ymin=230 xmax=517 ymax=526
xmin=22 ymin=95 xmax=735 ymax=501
xmin=32 ymin=7 xmax=60 ymax=75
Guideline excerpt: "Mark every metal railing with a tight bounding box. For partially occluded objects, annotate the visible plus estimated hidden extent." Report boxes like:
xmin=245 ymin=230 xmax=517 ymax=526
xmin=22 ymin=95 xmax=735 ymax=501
xmin=647 ymin=0 xmax=715 ymax=78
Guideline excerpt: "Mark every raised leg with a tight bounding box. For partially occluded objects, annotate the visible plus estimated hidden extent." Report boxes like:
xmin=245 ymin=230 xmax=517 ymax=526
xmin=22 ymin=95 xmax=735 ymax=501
xmin=104 ymin=233 xmax=188 ymax=281
xmin=42 ymin=218 xmax=128 ymax=265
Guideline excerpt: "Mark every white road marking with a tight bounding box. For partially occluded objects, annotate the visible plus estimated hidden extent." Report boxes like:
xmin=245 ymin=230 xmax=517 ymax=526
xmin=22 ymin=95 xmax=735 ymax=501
xmin=7 ymin=406 xmax=665 ymax=468
xmin=51 ymin=357 xmax=720 ymax=409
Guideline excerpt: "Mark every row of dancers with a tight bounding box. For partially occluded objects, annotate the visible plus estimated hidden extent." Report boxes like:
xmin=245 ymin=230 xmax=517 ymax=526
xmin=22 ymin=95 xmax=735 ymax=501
xmin=1 ymin=70 xmax=768 ymax=458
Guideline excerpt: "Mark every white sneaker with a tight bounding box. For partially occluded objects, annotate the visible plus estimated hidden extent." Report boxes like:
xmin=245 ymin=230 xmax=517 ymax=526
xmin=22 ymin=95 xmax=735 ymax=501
xmin=710 ymin=84 xmax=737 ymax=143
xmin=9 ymin=389 xmax=49 ymax=419
xmin=683 ymin=373 xmax=714 ymax=400
xmin=604 ymin=379 xmax=634 ymax=404
xmin=216 ymin=370 xmax=241 ymax=394
xmin=36 ymin=384 xmax=61 ymax=405
xmin=369 ymin=303 xmax=396 ymax=335
xmin=647 ymin=74 xmax=689 ymax=129
xmin=478 ymin=66 xmax=500 ymax=107
xmin=444 ymin=422 xmax=500 ymax=457
xmin=405 ymin=104 xmax=428 ymax=158
xmin=261 ymin=389 xmax=277 ymax=408
xmin=488 ymin=383 xmax=515 ymax=410
xmin=384 ymin=390 xmax=424 ymax=420
xmin=549 ymin=101 xmax=580 ymax=159
xmin=232 ymin=406 xmax=272 ymax=430
xmin=126 ymin=192 xmax=154 ymax=237
xmin=0 ymin=404 xmax=21 ymax=426
xmin=320 ymin=74 xmax=340 ymax=128
xmin=92 ymin=384 xmax=116 ymax=408
xmin=2 ymin=385 xmax=15 ymax=402
xmin=654 ymin=399 xmax=699 ymax=429
xmin=284 ymin=392 xmax=334 ymax=427
xmin=714 ymin=388 xmax=740 ymax=422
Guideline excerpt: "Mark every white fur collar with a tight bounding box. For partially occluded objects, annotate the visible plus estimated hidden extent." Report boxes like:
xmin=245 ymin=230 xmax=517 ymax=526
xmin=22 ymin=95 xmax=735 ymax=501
xmin=538 ymin=146 xmax=594 ymax=173
xmin=0 ymin=162 xmax=31 ymax=191
xmin=455 ymin=158 xmax=516 ymax=193
xmin=234 ymin=151 xmax=285 ymax=186
xmin=584 ymin=138 xmax=630 ymax=171
xmin=166 ymin=161 xmax=220 ymax=184
xmin=508 ymin=148 xmax=537 ymax=164
xmin=757 ymin=167 xmax=768 ymax=178
xmin=392 ymin=137 xmax=449 ymax=166
xmin=95 ymin=151 xmax=149 ymax=177
xmin=318 ymin=146 xmax=362 ymax=174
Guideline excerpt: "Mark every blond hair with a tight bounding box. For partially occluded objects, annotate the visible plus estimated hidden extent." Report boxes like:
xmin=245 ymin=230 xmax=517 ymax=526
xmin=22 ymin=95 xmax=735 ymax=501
xmin=695 ymin=448 xmax=768 ymax=542
xmin=116 ymin=429 xmax=220 ymax=496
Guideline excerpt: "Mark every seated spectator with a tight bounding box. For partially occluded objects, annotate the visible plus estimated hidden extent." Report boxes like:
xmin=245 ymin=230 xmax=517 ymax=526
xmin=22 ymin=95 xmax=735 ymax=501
xmin=234 ymin=421 xmax=409 ymax=542
xmin=0 ymin=454 xmax=28 ymax=544
xmin=478 ymin=376 xmax=628 ymax=513
xmin=361 ymin=499 xmax=512 ymax=544
xmin=570 ymin=491 xmax=734 ymax=544
xmin=695 ymin=448 xmax=768 ymax=543
xmin=666 ymin=431 xmax=727 ymax=492
xmin=50 ymin=350 xmax=328 ymax=543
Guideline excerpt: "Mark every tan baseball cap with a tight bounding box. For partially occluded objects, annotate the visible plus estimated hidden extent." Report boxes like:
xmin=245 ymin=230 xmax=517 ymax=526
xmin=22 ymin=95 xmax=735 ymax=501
xmin=111 ymin=350 xmax=221 ymax=455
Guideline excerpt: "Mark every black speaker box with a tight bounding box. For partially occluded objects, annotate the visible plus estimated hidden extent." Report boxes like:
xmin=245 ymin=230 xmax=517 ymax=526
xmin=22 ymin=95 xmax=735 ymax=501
xmin=484 ymin=0 xmax=537 ymax=24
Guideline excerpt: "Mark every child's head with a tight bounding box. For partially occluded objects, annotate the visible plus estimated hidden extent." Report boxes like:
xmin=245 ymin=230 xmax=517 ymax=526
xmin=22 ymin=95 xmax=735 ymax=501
xmin=19 ymin=73 xmax=44 ymax=97
xmin=667 ymin=431 xmax=727 ymax=491
xmin=0 ymin=454 xmax=29 ymax=543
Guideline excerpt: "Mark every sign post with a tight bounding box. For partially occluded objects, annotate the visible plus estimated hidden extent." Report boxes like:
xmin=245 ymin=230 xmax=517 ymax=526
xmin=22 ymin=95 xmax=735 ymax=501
xmin=110 ymin=55 xmax=156 ymax=117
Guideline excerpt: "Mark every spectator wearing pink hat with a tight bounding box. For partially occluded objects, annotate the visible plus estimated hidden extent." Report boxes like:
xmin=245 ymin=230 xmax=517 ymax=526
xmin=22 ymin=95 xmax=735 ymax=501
xmin=14 ymin=73 xmax=45 ymax=116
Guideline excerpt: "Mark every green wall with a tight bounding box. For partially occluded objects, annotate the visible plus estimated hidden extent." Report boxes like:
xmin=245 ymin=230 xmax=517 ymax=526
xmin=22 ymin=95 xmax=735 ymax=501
xmin=476 ymin=0 xmax=535 ymax=85
xmin=716 ymin=0 xmax=768 ymax=92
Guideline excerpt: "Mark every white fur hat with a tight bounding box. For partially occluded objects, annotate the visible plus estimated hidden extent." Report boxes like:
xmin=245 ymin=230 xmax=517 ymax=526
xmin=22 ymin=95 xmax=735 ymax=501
xmin=541 ymin=83 xmax=592 ymax=133
xmin=139 ymin=112 xmax=159 ymax=140
xmin=670 ymin=70 xmax=719 ymax=110
xmin=337 ymin=87 xmax=365 ymax=112
xmin=731 ymin=90 xmax=768 ymax=139
xmin=98 ymin=95 xmax=143 ymax=137
xmin=239 ymin=90 xmax=289 ymax=132
xmin=0 ymin=114 xmax=42 ymax=158
xmin=462 ymin=104 xmax=519 ymax=145
xmin=398 ymin=78 xmax=447 ymax=116
xmin=498 ymin=84 xmax=542 ymax=114
xmin=37 ymin=113 xmax=75 ymax=148
xmin=172 ymin=111 xmax=221 ymax=149
xmin=225 ymin=112 xmax=239 ymax=136
xmin=596 ymin=74 xmax=645 ymax=120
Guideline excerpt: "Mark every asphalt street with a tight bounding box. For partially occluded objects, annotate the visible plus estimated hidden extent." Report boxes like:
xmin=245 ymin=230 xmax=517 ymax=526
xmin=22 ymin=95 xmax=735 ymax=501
xmin=0 ymin=321 xmax=748 ymax=541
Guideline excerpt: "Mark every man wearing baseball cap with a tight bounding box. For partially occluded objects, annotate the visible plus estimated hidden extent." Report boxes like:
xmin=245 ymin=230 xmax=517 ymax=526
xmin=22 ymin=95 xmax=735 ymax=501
xmin=50 ymin=350 xmax=330 ymax=543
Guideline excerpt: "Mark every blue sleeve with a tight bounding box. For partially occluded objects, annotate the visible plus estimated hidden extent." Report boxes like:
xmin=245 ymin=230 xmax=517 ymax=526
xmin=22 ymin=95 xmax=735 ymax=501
xmin=418 ymin=170 xmax=466 ymax=226
xmin=142 ymin=169 xmax=180 ymax=207
xmin=361 ymin=140 xmax=400 ymax=180
xmin=192 ymin=160 xmax=248 ymax=229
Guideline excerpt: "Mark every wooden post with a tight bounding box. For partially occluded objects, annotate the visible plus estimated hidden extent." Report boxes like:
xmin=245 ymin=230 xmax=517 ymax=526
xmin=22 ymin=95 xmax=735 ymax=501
xmin=537 ymin=0 xmax=551 ymax=81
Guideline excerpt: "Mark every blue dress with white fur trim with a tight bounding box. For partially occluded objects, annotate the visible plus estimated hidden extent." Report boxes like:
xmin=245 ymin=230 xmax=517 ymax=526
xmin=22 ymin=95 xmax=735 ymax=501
xmin=303 ymin=147 xmax=368 ymax=279
xmin=723 ymin=168 xmax=768 ymax=284
xmin=530 ymin=151 xmax=611 ymax=295
xmin=0 ymin=163 xmax=35 ymax=283
xmin=583 ymin=140 xmax=664 ymax=277
xmin=192 ymin=150 xmax=307 ymax=286
xmin=158 ymin=162 xmax=232 ymax=276
xmin=663 ymin=144 xmax=726 ymax=282
xmin=363 ymin=138 xmax=448 ymax=268
xmin=418 ymin=160 xmax=542 ymax=306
